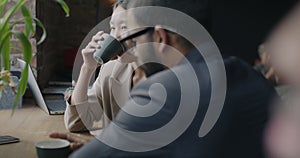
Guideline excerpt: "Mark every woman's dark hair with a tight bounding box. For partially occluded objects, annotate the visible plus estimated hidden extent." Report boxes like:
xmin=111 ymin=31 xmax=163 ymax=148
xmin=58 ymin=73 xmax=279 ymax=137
xmin=113 ymin=0 xmax=128 ymax=10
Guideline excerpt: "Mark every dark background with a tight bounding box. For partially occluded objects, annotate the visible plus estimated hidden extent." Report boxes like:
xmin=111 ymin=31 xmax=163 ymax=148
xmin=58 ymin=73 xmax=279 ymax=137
xmin=210 ymin=0 xmax=298 ymax=64
xmin=36 ymin=0 xmax=299 ymax=88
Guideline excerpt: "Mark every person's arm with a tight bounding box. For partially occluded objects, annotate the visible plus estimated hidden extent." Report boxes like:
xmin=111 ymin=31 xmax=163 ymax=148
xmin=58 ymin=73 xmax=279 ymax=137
xmin=71 ymin=31 xmax=104 ymax=104
xmin=64 ymin=31 xmax=105 ymax=132
xmin=64 ymin=86 xmax=101 ymax=132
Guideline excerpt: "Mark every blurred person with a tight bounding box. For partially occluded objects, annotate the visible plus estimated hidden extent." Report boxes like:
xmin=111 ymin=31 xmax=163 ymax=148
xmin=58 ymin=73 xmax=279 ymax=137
xmin=265 ymin=93 xmax=300 ymax=158
xmin=52 ymin=0 xmax=276 ymax=157
xmin=254 ymin=43 xmax=289 ymax=98
xmin=254 ymin=43 xmax=280 ymax=85
xmin=267 ymin=3 xmax=300 ymax=86
xmin=265 ymin=2 xmax=300 ymax=158
xmin=255 ymin=44 xmax=270 ymax=75
xmin=64 ymin=0 xmax=146 ymax=133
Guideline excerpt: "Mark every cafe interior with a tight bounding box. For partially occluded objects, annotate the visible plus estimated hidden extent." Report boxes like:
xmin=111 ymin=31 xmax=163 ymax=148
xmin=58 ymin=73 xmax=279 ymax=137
xmin=1 ymin=0 xmax=300 ymax=157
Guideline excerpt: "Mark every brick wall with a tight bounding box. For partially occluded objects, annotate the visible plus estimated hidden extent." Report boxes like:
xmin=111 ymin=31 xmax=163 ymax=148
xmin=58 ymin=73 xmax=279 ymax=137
xmin=8 ymin=0 xmax=115 ymax=89
xmin=9 ymin=0 xmax=36 ymax=70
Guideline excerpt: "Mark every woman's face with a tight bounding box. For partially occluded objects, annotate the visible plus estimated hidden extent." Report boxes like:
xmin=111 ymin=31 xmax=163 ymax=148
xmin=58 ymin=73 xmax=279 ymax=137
xmin=110 ymin=6 xmax=138 ymax=63
xmin=110 ymin=6 xmax=127 ymax=40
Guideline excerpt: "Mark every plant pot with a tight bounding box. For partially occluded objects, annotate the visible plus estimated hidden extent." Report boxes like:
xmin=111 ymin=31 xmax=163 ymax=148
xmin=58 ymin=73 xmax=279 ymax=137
xmin=0 ymin=76 xmax=22 ymax=109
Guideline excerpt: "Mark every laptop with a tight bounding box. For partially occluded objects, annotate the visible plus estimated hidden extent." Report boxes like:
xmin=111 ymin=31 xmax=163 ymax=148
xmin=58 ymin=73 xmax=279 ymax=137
xmin=17 ymin=59 xmax=66 ymax=115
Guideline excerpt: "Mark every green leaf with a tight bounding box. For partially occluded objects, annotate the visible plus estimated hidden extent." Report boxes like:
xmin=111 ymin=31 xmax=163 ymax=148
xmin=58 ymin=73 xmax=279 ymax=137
xmin=13 ymin=63 xmax=28 ymax=109
xmin=0 ymin=0 xmax=26 ymax=34
xmin=33 ymin=18 xmax=47 ymax=45
xmin=0 ymin=0 xmax=8 ymax=6
xmin=0 ymin=29 xmax=11 ymax=54
xmin=13 ymin=31 xmax=32 ymax=63
xmin=0 ymin=0 xmax=8 ymax=17
xmin=20 ymin=5 xmax=32 ymax=19
xmin=53 ymin=0 xmax=70 ymax=17
xmin=21 ymin=5 xmax=34 ymax=37
xmin=0 ymin=25 xmax=11 ymax=70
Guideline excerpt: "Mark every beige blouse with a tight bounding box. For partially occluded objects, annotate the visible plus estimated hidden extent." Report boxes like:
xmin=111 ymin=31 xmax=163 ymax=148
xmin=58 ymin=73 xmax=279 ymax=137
xmin=64 ymin=60 xmax=133 ymax=132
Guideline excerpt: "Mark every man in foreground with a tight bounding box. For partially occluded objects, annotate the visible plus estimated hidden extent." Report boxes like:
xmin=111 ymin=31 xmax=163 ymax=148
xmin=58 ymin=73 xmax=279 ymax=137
xmin=52 ymin=0 xmax=276 ymax=157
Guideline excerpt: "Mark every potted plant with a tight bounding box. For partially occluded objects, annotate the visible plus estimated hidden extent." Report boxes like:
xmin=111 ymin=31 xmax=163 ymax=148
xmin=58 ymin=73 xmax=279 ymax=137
xmin=0 ymin=0 xmax=69 ymax=108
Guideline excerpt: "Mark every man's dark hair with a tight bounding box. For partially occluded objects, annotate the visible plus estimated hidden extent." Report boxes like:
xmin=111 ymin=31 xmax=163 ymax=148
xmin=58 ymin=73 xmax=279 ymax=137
xmin=126 ymin=0 xmax=210 ymax=30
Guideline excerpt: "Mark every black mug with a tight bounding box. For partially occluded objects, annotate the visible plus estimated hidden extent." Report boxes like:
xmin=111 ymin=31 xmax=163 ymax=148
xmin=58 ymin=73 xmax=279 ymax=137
xmin=35 ymin=139 xmax=70 ymax=158
xmin=93 ymin=33 xmax=124 ymax=64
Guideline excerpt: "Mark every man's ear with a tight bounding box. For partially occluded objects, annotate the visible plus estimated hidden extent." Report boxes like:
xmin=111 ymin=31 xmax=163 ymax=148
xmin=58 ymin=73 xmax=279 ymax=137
xmin=154 ymin=26 xmax=168 ymax=53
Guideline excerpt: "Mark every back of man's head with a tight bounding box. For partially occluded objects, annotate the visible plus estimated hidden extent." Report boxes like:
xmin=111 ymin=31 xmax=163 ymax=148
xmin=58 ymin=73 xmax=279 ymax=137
xmin=126 ymin=0 xmax=210 ymax=30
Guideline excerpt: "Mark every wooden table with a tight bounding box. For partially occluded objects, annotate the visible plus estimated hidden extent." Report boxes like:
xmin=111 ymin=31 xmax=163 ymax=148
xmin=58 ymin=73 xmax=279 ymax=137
xmin=0 ymin=99 xmax=68 ymax=158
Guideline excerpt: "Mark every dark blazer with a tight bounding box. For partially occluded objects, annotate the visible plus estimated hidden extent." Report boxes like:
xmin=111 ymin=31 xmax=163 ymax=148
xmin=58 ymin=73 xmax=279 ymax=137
xmin=71 ymin=49 xmax=276 ymax=158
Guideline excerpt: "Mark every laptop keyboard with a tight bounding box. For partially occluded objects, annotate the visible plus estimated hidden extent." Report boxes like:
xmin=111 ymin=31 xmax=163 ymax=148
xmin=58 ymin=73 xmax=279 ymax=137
xmin=45 ymin=100 xmax=66 ymax=111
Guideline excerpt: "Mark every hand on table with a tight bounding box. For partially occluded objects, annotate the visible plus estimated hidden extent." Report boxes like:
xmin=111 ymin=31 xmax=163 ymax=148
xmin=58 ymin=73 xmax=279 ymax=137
xmin=64 ymin=80 xmax=76 ymax=101
xmin=50 ymin=133 xmax=93 ymax=151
